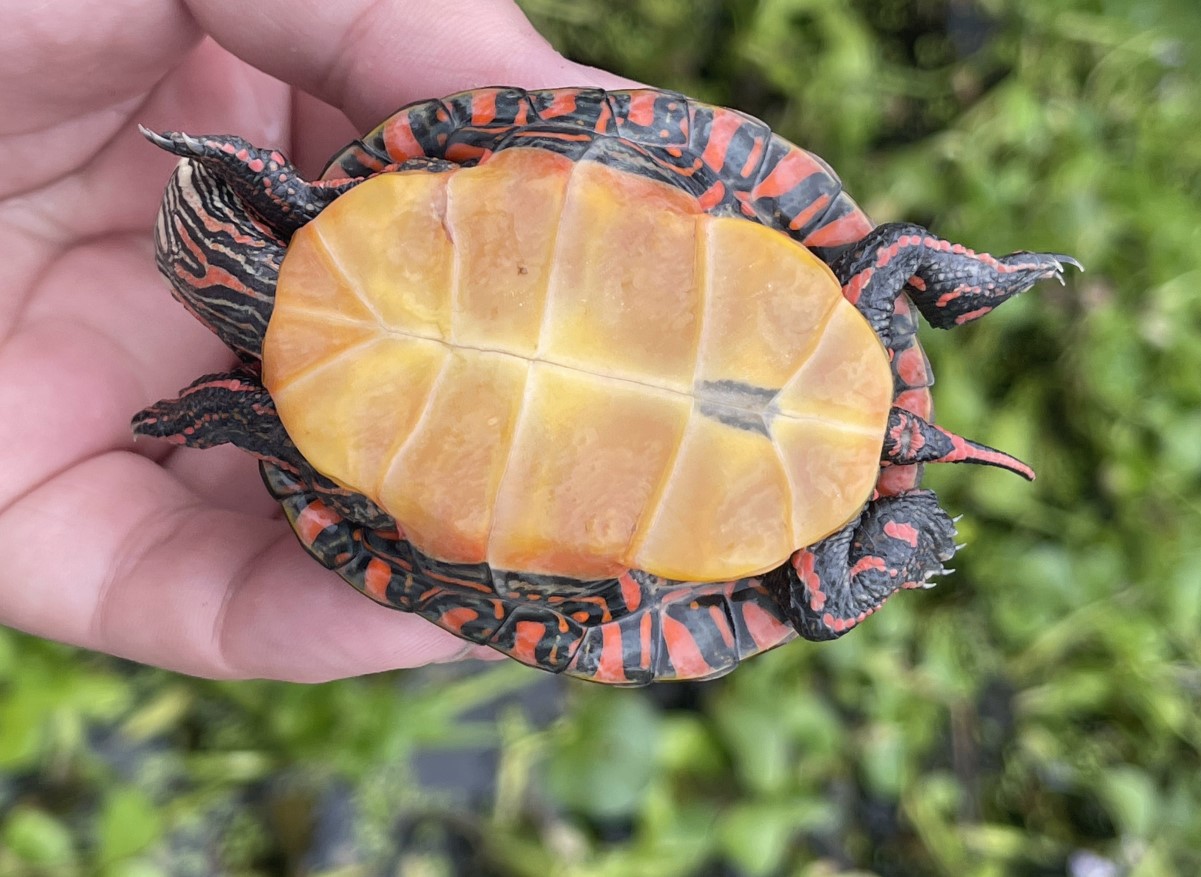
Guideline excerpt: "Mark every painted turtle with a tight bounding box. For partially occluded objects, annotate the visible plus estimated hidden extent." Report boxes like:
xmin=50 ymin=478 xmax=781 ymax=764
xmin=132 ymin=87 xmax=1076 ymax=684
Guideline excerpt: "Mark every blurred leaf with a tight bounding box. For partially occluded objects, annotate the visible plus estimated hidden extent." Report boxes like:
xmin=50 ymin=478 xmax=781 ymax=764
xmin=545 ymin=689 xmax=661 ymax=819
xmin=1 ymin=806 xmax=77 ymax=868
xmin=97 ymin=788 xmax=165 ymax=866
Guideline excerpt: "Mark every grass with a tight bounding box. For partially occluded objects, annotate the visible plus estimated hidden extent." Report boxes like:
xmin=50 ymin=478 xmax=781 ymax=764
xmin=3 ymin=0 xmax=1200 ymax=873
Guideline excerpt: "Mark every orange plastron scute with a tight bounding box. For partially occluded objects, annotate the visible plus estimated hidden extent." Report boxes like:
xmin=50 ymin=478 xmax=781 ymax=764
xmin=262 ymin=147 xmax=892 ymax=582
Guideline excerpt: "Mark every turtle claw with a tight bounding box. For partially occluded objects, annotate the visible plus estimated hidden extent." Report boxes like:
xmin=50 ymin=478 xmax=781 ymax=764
xmin=1034 ymin=253 xmax=1083 ymax=286
xmin=140 ymin=126 xmax=210 ymax=158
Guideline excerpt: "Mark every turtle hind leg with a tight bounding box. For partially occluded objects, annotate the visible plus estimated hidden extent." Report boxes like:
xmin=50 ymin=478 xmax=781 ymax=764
xmin=769 ymin=490 xmax=958 ymax=641
xmin=833 ymin=221 xmax=1080 ymax=339
xmin=132 ymin=367 xmax=302 ymax=466
xmin=134 ymin=369 xmax=392 ymax=529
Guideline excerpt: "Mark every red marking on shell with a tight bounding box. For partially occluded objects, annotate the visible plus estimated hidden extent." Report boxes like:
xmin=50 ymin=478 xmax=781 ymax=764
xmin=364 ymin=558 xmax=391 ymax=601
xmin=875 ymin=464 xmax=920 ymax=496
xmin=883 ymin=521 xmax=921 ymax=548
xmin=618 ymin=571 xmax=642 ymax=611
xmin=804 ymin=210 xmax=873 ymax=249
xmin=909 ymin=276 xmax=927 ymax=291
xmin=787 ymin=193 xmax=830 ymax=232
xmin=740 ymin=135 xmax=766 ymax=179
xmin=895 ymin=345 xmax=930 ymax=387
xmin=295 ymin=501 xmax=339 ymax=546
xmin=445 ymin=143 xmax=490 ymax=164
xmin=510 ymin=620 xmax=545 ymax=666
xmin=247 ymin=158 xmax=265 ymax=173
xmin=382 ymin=117 xmax=424 ymax=161
xmin=701 ymin=108 xmax=746 ymax=173
xmin=625 ymin=92 xmax=658 ymax=127
xmin=426 ymin=568 xmax=493 ymax=593
xmin=593 ymin=623 xmax=628 ymax=684
xmin=662 ymin=614 xmax=711 ymax=678
xmin=471 ymin=90 xmax=499 ymax=126
xmin=541 ymin=90 xmax=578 ymax=119
xmin=594 ymin=98 xmax=613 ymax=132
xmin=515 ymin=129 xmax=592 ymax=143
xmin=739 ymin=598 xmax=794 ymax=650
xmin=752 ymin=148 xmax=822 ymax=199
xmin=894 ymin=388 xmax=933 ymax=420
xmin=638 ymin=612 xmax=654 ymax=671
xmin=697 ymin=180 xmax=725 ymax=211
xmin=708 ymin=605 xmax=736 ymax=649
xmin=440 ymin=606 xmax=478 ymax=634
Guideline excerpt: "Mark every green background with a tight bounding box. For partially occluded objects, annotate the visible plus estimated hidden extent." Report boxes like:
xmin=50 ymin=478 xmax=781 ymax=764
xmin=3 ymin=0 xmax=1200 ymax=873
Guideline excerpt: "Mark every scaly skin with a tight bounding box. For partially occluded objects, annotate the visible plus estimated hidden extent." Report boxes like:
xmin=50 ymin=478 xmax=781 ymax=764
xmin=132 ymin=87 xmax=1078 ymax=681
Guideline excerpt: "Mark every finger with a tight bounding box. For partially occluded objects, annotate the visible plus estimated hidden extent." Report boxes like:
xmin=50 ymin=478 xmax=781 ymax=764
xmin=6 ymin=39 xmax=292 ymax=244
xmin=0 ymin=2 xmax=201 ymax=199
xmin=0 ymin=2 xmax=198 ymax=132
xmin=288 ymin=90 xmax=359 ymax=178
xmin=0 ymin=452 xmax=499 ymax=681
xmin=182 ymin=0 xmax=637 ymax=128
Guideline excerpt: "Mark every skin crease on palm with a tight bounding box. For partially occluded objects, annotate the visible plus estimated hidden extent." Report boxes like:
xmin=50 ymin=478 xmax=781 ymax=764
xmin=0 ymin=0 xmax=635 ymax=682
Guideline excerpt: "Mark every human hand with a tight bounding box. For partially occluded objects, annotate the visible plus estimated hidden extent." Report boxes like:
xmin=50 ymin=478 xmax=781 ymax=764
xmin=0 ymin=0 xmax=631 ymax=681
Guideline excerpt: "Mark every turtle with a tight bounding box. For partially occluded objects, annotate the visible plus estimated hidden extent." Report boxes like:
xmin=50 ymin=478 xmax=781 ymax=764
xmin=132 ymin=86 xmax=1077 ymax=684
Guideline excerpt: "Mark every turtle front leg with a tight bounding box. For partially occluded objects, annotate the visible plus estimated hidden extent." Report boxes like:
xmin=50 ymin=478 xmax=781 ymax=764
xmin=832 ymin=222 xmax=1080 ymax=342
xmin=143 ymin=129 xmax=455 ymax=236
xmin=142 ymin=129 xmax=362 ymax=236
xmin=767 ymin=490 xmax=958 ymax=641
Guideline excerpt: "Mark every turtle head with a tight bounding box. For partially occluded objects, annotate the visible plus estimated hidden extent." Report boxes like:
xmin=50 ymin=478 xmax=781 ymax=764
xmin=149 ymin=150 xmax=283 ymax=362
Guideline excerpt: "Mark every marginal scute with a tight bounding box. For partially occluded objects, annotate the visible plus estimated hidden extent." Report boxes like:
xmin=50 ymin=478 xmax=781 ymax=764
xmin=264 ymin=147 xmax=893 ymax=583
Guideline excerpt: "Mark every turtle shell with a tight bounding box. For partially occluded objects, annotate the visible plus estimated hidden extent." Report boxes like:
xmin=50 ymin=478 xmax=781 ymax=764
xmin=262 ymin=146 xmax=892 ymax=584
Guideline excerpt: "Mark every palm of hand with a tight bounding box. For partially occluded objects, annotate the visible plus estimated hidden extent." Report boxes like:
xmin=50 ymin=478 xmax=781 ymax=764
xmin=0 ymin=0 xmax=627 ymax=680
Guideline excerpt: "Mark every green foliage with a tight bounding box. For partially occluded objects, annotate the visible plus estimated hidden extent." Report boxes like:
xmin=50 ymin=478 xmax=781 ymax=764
xmin=4 ymin=0 xmax=1200 ymax=873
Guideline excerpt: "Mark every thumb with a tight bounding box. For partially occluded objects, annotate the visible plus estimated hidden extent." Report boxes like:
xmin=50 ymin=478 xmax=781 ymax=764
xmin=182 ymin=0 xmax=637 ymax=128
